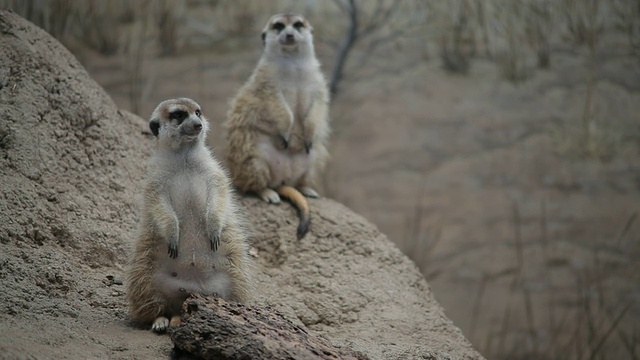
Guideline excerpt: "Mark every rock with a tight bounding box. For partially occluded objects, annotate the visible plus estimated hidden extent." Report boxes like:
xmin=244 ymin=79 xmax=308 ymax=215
xmin=172 ymin=294 xmax=367 ymax=359
xmin=0 ymin=10 xmax=483 ymax=360
xmin=234 ymin=196 xmax=484 ymax=359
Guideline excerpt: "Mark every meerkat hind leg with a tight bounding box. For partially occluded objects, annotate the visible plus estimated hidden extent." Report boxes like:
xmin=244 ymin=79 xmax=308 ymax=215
xmin=299 ymin=186 xmax=319 ymax=198
xmin=151 ymin=316 xmax=170 ymax=333
xmin=259 ymin=188 xmax=281 ymax=204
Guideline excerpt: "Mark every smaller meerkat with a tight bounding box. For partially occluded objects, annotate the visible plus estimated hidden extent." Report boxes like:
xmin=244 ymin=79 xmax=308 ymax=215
xmin=225 ymin=13 xmax=330 ymax=239
xmin=126 ymin=98 xmax=252 ymax=333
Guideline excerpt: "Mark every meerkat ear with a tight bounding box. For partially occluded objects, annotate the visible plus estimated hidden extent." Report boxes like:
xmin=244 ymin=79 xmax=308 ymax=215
xmin=261 ymin=31 xmax=266 ymax=46
xmin=149 ymin=118 xmax=160 ymax=137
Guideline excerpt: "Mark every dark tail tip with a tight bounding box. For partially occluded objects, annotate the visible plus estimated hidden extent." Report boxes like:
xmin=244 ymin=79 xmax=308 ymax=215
xmin=276 ymin=185 xmax=311 ymax=240
xmin=296 ymin=216 xmax=310 ymax=240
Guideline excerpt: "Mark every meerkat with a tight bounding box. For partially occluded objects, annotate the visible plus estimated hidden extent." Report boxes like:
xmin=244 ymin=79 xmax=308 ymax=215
xmin=225 ymin=13 xmax=330 ymax=239
xmin=126 ymin=98 xmax=252 ymax=333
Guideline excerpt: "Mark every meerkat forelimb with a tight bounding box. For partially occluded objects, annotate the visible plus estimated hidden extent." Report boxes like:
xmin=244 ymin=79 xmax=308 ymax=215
xmin=126 ymin=98 xmax=252 ymax=332
xmin=225 ymin=13 xmax=331 ymax=239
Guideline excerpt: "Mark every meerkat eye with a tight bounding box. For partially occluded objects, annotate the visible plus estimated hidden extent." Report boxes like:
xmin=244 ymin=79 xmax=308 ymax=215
xmin=293 ymin=21 xmax=304 ymax=30
xmin=195 ymin=109 xmax=202 ymax=118
xmin=273 ymin=22 xmax=285 ymax=31
xmin=169 ymin=110 xmax=188 ymax=123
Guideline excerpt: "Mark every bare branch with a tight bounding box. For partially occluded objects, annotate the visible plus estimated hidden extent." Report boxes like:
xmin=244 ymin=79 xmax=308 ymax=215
xmin=329 ymin=0 xmax=358 ymax=96
xmin=355 ymin=22 xmax=422 ymax=69
xmin=360 ymin=0 xmax=401 ymax=39
xmin=328 ymin=0 xmax=422 ymax=96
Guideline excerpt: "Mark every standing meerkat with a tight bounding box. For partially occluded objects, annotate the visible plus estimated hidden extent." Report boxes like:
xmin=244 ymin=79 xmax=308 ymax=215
xmin=225 ymin=13 xmax=330 ymax=239
xmin=126 ymin=98 xmax=252 ymax=333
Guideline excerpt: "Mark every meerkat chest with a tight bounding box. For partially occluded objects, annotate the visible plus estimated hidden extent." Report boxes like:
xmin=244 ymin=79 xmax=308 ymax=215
xmin=278 ymin=70 xmax=317 ymax=122
xmin=166 ymin=170 xmax=209 ymax=217
xmin=282 ymin=86 xmax=310 ymax=121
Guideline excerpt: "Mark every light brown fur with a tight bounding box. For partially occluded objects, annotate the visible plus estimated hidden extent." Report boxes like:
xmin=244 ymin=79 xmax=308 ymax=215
xmin=126 ymin=98 xmax=252 ymax=332
xmin=225 ymin=13 xmax=330 ymax=238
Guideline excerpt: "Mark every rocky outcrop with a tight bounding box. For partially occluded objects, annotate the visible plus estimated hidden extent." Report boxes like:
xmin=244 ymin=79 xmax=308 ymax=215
xmin=0 ymin=10 xmax=483 ymax=360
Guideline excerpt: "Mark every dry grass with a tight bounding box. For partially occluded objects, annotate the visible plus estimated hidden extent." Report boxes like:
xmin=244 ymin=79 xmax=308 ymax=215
xmin=469 ymin=201 xmax=640 ymax=360
xmin=434 ymin=0 xmax=477 ymax=74
xmin=550 ymin=114 xmax=624 ymax=162
xmin=611 ymin=0 xmax=640 ymax=56
xmin=156 ymin=0 xmax=185 ymax=56
xmin=562 ymin=0 xmax=604 ymax=50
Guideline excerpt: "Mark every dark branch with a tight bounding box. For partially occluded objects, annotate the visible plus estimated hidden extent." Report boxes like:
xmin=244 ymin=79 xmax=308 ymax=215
xmin=329 ymin=0 xmax=358 ymax=96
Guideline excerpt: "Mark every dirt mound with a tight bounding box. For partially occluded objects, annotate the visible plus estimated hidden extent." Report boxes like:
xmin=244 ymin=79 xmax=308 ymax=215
xmin=0 ymin=11 xmax=482 ymax=359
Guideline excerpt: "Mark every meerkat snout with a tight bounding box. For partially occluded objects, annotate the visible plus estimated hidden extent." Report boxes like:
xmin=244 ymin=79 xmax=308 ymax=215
xmin=180 ymin=118 xmax=204 ymax=137
xmin=279 ymin=26 xmax=302 ymax=46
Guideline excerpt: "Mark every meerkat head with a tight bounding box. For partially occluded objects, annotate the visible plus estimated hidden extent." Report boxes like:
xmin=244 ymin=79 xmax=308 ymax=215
xmin=149 ymin=98 xmax=209 ymax=147
xmin=261 ymin=13 xmax=314 ymax=56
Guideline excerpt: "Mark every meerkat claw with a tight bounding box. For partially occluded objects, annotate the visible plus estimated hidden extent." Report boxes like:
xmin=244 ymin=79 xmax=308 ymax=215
xmin=152 ymin=316 xmax=169 ymax=333
xmin=168 ymin=242 xmax=178 ymax=259
xmin=259 ymin=188 xmax=281 ymax=204
xmin=279 ymin=134 xmax=289 ymax=149
xmin=305 ymin=141 xmax=312 ymax=153
xmin=299 ymin=187 xmax=319 ymax=198
xmin=210 ymin=233 xmax=220 ymax=252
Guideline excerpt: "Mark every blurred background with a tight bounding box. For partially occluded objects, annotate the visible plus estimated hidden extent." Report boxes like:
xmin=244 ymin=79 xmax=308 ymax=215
xmin=2 ymin=0 xmax=639 ymax=359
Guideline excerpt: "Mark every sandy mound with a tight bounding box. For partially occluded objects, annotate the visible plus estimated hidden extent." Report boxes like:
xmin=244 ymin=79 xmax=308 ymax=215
xmin=0 ymin=10 xmax=482 ymax=360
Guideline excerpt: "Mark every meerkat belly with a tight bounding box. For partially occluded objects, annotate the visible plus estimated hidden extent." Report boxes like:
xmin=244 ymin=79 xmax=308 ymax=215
xmin=153 ymin=172 xmax=232 ymax=310
xmin=153 ymin=249 xmax=232 ymax=312
xmin=256 ymin=137 xmax=315 ymax=187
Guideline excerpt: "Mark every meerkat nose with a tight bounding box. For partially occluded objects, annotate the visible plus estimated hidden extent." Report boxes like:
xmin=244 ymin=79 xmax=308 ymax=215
xmin=286 ymin=34 xmax=294 ymax=40
xmin=194 ymin=123 xmax=202 ymax=131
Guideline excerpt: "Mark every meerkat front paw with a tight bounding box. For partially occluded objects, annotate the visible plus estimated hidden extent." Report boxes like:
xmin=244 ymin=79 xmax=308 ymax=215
xmin=209 ymin=229 xmax=221 ymax=252
xmin=299 ymin=187 xmax=319 ymax=198
xmin=152 ymin=316 xmax=169 ymax=332
xmin=206 ymin=212 xmax=222 ymax=252
xmin=259 ymin=188 xmax=281 ymax=204
xmin=167 ymin=238 xmax=179 ymax=259
xmin=278 ymin=134 xmax=289 ymax=150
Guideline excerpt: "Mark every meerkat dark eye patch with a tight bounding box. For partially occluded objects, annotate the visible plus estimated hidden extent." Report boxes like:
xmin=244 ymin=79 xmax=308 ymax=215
xmin=293 ymin=21 xmax=304 ymax=30
xmin=169 ymin=110 xmax=188 ymax=123
xmin=195 ymin=109 xmax=201 ymax=118
xmin=273 ymin=22 xmax=285 ymax=31
xmin=149 ymin=119 xmax=160 ymax=137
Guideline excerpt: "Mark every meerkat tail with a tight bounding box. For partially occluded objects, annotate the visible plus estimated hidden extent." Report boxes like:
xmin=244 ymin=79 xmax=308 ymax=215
xmin=276 ymin=185 xmax=310 ymax=239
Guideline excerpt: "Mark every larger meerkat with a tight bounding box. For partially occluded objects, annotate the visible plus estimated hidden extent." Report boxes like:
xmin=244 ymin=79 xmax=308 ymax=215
xmin=225 ymin=13 xmax=330 ymax=239
xmin=126 ymin=98 xmax=252 ymax=332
